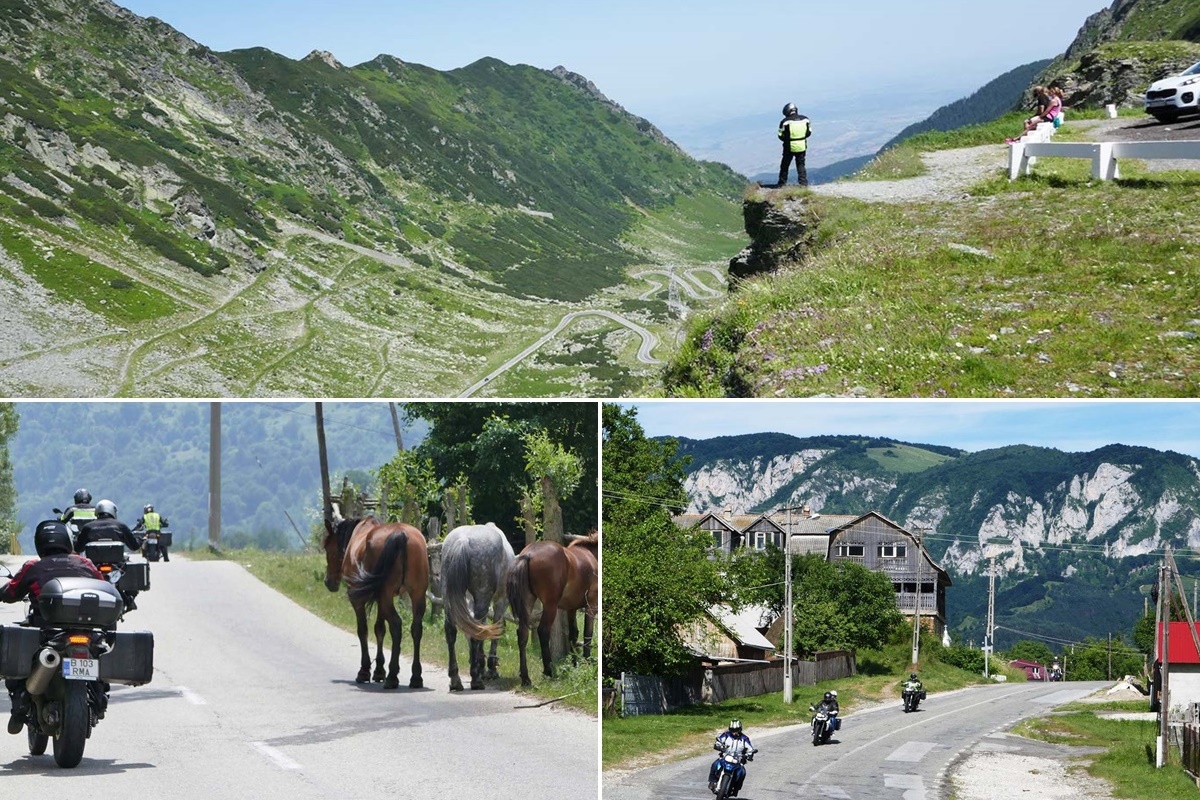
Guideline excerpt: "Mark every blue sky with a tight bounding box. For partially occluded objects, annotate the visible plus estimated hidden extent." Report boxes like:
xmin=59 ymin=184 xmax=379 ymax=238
xmin=118 ymin=0 xmax=1105 ymax=124
xmin=618 ymin=401 xmax=1200 ymax=459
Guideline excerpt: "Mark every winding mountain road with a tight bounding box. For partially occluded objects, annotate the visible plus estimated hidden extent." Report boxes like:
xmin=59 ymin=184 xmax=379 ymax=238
xmin=0 ymin=556 xmax=597 ymax=799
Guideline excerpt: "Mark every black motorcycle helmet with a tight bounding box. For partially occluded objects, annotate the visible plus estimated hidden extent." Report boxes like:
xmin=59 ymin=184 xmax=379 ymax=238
xmin=782 ymin=102 xmax=798 ymax=117
xmin=910 ymin=672 xmax=918 ymax=680
xmin=728 ymin=718 xmax=742 ymax=735
xmin=34 ymin=520 xmax=73 ymax=557
xmin=74 ymin=488 xmax=91 ymax=505
xmin=824 ymin=691 xmax=833 ymax=701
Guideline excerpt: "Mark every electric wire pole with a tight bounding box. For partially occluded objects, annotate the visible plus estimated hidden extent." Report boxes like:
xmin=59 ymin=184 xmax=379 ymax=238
xmin=984 ymin=557 xmax=995 ymax=678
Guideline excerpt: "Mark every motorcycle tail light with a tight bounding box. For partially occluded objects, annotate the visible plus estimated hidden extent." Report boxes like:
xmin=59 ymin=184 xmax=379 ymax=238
xmin=68 ymin=634 xmax=91 ymax=645
xmin=99 ymin=565 xmax=112 ymax=573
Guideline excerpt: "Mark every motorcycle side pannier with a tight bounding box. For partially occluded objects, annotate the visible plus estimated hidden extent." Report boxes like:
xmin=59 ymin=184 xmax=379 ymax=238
xmin=156 ymin=531 xmax=173 ymax=547
xmin=100 ymin=630 xmax=154 ymax=686
xmin=82 ymin=541 xmax=127 ymax=565
xmin=118 ymin=561 xmax=150 ymax=592
xmin=0 ymin=624 xmax=41 ymax=679
xmin=37 ymin=578 xmax=123 ymax=627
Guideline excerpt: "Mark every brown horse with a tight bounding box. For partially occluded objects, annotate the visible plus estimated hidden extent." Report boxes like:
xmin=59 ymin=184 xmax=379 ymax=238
xmin=322 ymin=516 xmax=428 ymax=689
xmin=506 ymin=532 xmax=598 ymax=686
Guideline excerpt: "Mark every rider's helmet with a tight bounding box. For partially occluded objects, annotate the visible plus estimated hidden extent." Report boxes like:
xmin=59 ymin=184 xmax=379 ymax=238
xmin=910 ymin=672 xmax=918 ymax=680
xmin=144 ymin=504 xmax=154 ymax=513
xmin=782 ymin=102 xmax=798 ymax=117
xmin=34 ymin=520 xmax=73 ymax=557
xmin=830 ymin=690 xmax=838 ymax=698
xmin=95 ymin=499 xmax=117 ymax=518
xmin=74 ymin=488 xmax=91 ymax=505
xmin=824 ymin=691 xmax=833 ymax=701
xmin=728 ymin=719 xmax=742 ymax=735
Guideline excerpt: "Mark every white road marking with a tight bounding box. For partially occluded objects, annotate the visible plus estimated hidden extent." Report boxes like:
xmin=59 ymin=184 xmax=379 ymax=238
xmin=816 ymin=786 xmax=852 ymax=798
xmin=884 ymin=773 xmax=926 ymax=799
xmin=886 ymin=741 xmax=939 ymax=762
xmin=178 ymin=687 xmax=207 ymax=705
xmin=250 ymin=741 xmax=302 ymax=771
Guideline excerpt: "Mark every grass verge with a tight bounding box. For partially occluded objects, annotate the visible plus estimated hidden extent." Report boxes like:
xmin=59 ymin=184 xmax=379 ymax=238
xmin=184 ymin=547 xmax=597 ymax=715
xmin=1014 ymin=702 xmax=1198 ymax=800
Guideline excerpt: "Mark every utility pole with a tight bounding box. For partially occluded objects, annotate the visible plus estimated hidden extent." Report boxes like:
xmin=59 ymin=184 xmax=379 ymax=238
xmin=208 ymin=402 xmax=221 ymax=549
xmin=388 ymin=402 xmax=405 ymax=452
xmin=316 ymin=403 xmax=333 ymax=535
xmin=1158 ymin=559 xmax=1171 ymax=768
xmin=1107 ymin=633 xmax=1112 ymax=681
xmin=911 ymin=531 xmax=923 ymax=665
xmin=984 ymin=557 xmax=996 ymax=678
xmin=783 ymin=504 xmax=794 ymax=704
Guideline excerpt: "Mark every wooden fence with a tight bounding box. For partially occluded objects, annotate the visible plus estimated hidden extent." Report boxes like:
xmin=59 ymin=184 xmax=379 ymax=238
xmin=1183 ymin=722 xmax=1200 ymax=784
xmin=618 ymin=650 xmax=856 ymax=717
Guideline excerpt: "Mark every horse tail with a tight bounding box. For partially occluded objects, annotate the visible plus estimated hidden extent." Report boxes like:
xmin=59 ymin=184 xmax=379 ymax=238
xmin=507 ymin=553 xmax=531 ymax=628
xmin=347 ymin=530 xmax=408 ymax=607
xmin=443 ymin=541 xmax=504 ymax=640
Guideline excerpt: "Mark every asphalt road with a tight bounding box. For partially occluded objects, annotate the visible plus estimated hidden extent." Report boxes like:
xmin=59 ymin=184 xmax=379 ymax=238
xmin=1089 ymin=113 xmax=1200 ymax=142
xmin=0 ymin=556 xmax=598 ymax=798
xmin=603 ymin=680 xmax=1107 ymax=800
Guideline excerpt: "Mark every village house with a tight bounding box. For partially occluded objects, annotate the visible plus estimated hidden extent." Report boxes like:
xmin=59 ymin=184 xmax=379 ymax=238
xmin=674 ymin=508 xmax=953 ymax=638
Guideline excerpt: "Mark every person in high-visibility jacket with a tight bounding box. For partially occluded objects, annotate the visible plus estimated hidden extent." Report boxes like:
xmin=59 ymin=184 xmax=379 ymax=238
xmin=133 ymin=503 xmax=170 ymax=561
xmin=777 ymin=103 xmax=812 ymax=187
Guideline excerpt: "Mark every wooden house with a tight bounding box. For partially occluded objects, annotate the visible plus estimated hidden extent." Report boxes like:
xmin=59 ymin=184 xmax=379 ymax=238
xmin=826 ymin=512 xmax=952 ymax=638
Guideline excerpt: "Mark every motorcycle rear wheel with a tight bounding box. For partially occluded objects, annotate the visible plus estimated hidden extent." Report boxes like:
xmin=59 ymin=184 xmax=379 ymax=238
xmin=52 ymin=681 xmax=89 ymax=768
xmin=146 ymin=544 xmax=160 ymax=562
xmin=27 ymin=724 xmax=48 ymax=755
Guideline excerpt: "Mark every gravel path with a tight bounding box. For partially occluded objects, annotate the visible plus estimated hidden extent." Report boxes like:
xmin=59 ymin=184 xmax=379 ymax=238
xmin=809 ymin=116 xmax=1200 ymax=204
xmin=951 ymin=735 xmax=1116 ymax=800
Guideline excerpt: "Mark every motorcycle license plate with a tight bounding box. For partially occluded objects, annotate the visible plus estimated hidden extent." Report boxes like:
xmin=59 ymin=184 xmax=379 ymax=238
xmin=63 ymin=658 xmax=99 ymax=680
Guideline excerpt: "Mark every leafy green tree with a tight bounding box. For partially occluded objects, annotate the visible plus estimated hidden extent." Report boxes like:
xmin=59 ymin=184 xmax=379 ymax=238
xmin=1133 ymin=612 xmax=1156 ymax=654
xmin=1005 ymin=640 xmax=1055 ymax=665
xmin=787 ymin=555 xmax=904 ymax=656
xmin=406 ymin=403 xmax=597 ymax=538
xmin=1062 ymin=636 xmax=1143 ymax=680
xmin=375 ymin=450 xmax=440 ymax=525
xmin=724 ymin=546 xmax=786 ymax=616
xmin=943 ymin=644 xmax=986 ymax=673
xmin=602 ymin=404 xmax=723 ymax=678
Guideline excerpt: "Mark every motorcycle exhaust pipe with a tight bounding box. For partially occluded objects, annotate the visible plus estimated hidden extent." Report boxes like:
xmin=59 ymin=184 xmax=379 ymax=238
xmin=25 ymin=648 xmax=61 ymax=697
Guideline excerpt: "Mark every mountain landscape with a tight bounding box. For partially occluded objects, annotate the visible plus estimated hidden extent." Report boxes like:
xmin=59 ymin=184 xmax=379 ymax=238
xmin=673 ymin=431 xmax=1200 ymax=649
xmin=0 ymin=0 xmax=745 ymax=397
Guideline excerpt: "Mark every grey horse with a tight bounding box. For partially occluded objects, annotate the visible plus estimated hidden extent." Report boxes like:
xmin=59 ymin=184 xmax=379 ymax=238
xmin=440 ymin=522 xmax=515 ymax=691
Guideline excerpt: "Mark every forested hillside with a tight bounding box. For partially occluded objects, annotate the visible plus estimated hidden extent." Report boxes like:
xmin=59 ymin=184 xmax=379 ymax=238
xmin=10 ymin=402 xmax=421 ymax=549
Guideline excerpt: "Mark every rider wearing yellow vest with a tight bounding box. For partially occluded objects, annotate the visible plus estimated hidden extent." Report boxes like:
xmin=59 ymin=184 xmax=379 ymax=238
xmin=133 ymin=504 xmax=170 ymax=561
xmin=777 ymin=103 xmax=812 ymax=187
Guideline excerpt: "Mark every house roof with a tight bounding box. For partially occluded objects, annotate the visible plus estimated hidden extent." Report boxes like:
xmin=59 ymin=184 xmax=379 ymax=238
xmin=1159 ymin=621 xmax=1200 ymax=664
xmin=709 ymin=605 xmax=776 ymax=653
xmin=1009 ymin=659 xmax=1045 ymax=669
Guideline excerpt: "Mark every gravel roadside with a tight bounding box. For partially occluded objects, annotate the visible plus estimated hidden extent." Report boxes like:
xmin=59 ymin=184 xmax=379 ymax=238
xmin=809 ymin=116 xmax=1200 ymax=205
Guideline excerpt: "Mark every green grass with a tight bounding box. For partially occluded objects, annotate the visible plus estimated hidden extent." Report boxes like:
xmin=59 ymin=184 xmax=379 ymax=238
xmin=865 ymin=443 xmax=956 ymax=474
xmin=1014 ymin=707 xmax=1198 ymax=800
xmin=663 ymin=164 xmax=1200 ymax=398
xmin=186 ymin=547 xmax=597 ymax=714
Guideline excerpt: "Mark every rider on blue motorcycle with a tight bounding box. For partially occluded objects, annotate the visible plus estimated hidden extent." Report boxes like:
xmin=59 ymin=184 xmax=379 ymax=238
xmin=708 ymin=718 xmax=755 ymax=796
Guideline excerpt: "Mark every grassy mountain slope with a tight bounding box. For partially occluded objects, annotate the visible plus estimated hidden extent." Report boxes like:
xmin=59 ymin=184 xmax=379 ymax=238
xmin=0 ymin=0 xmax=746 ymax=397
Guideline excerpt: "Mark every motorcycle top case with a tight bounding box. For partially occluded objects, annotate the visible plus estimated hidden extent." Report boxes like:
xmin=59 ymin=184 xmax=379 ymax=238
xmin=37 ymin=577 xmax=123 ymax=627
xmin=82 ymin=540 xmax=127 ymax=566
xmin=118 ymin=560 xmax=150 ymax=592
xmin=100 ymin=630 xmax=154 ymax=685
xmin=0 ymin=624 xmax=41 ymax=679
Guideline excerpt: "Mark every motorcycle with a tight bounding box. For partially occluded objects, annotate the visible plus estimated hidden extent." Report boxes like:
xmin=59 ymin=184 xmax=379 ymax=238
xmin=710 ymin=738 xmax=755 ymax=800
xmin=809 ymin=705 xmax=839 ymax=746
xmin=141 ymin=528 xmax=171 ymax=562
xmin=902 ymin=682 xmax=926 ymax=712
xmin=0 ymin=568 xmax=154 ymax=768
xmin=80 ymin=540 xmax=151 ymax=611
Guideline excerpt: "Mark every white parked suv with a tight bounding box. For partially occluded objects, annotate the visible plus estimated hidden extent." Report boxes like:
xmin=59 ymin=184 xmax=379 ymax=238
xmin=1144 ymin=60 xmax=1200 ymax=122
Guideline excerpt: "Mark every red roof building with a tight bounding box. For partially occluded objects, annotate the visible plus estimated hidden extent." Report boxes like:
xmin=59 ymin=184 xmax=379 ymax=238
xmin=1157 ymin=622 xmax=1200 ymax=664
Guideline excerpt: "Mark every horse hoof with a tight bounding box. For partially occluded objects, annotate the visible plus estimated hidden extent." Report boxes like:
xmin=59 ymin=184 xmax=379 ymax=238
xmin=521 ymin=678 xmax=533 ymax=687
xmin=356 ymin=673 xmax=370 ymax=684
xmin=470 ymin=681 xmax=485 ymax=691
xmin=485 ymin=670 xmax=499 ymax=680
xmin=449 ymin=680 xmax=464 ymax=692
xmin=409 ymin=677 xmax=423 ymax=689
xmin=384 ymin=678 xmax=400 ymax=690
